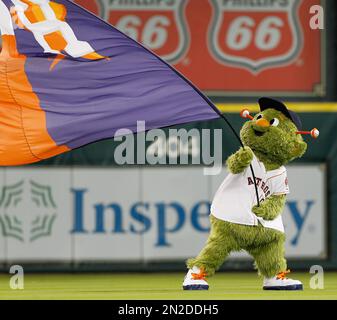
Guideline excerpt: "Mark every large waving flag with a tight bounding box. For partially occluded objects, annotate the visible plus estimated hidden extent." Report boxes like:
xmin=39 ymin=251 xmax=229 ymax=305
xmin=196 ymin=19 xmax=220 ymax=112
xmin=0 ymin=0 xmax=220 ymax=166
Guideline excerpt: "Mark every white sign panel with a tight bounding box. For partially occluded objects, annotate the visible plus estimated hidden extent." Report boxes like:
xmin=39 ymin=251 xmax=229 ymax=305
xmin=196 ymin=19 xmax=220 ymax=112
xmin=283 ymin=165 xmax=326 ymax=257
xmin=0 ymin=168 xmax=72 ymax=262
xmin=0 ymin=165 xmax=326 ymax=263
xmin=72 ymin=169 xmax=142 ymax=261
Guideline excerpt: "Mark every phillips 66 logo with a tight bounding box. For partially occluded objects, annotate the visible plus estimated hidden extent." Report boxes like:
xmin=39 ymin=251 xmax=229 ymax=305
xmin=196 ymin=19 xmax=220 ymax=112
xmin=74 ymin=0 xmax=189 ymax=64
xmin=209 ymin=0 xmax=303 ymax=73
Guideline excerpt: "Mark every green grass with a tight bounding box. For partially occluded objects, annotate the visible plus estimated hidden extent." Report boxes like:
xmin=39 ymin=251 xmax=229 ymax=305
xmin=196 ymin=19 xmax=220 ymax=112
xmin=0 ymin=272 xmax=336 ymax=300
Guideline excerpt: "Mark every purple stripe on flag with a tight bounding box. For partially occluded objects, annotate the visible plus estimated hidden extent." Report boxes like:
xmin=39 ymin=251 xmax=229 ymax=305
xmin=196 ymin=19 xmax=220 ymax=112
xmin=5 ymin=0 xmax=219 ymax=149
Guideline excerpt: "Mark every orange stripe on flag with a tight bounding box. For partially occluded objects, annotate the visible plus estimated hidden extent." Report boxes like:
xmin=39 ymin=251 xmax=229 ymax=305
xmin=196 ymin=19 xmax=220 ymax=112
xmin=0 ymin=35 xmax=69 ymax=166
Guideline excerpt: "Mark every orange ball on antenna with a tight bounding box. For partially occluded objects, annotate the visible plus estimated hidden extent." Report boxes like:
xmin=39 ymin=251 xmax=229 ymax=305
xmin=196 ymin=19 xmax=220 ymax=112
xmin=296 ymin=128 xmax=320 ymax=139
xmin=240 ymin=109 xmax=253 ymax=120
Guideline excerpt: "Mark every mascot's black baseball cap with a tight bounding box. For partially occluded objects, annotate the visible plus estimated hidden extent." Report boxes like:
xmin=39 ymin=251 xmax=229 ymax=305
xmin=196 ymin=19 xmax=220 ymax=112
xmin=258 ymin=97 xmax=302 ymax=130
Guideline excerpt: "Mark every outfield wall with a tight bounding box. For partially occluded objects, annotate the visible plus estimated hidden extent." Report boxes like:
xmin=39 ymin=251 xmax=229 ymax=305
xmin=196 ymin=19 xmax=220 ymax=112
xmin=0 ymin=108 xmax=336 ymax=272
xmin=0 ymin=164 xmax=327 ymax=265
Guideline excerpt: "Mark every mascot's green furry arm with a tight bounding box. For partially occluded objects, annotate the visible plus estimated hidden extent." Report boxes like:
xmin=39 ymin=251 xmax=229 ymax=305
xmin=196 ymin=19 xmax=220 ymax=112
xmin=226 ymin=146 xmax=287 ymax=221
xmin=183 ymin=97 xmax=315 ymax=291
xmin=226 ymin=146 xmax=253 ymax=174
xmin=252 ymin=195 xmax=286 ymax=221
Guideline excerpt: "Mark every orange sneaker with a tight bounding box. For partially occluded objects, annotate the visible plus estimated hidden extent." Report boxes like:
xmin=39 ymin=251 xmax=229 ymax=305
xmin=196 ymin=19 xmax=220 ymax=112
xmin=183 ymin=266 xmax=209 ymax=290
xmin=263 ymin=270 xmax=303 ymax=290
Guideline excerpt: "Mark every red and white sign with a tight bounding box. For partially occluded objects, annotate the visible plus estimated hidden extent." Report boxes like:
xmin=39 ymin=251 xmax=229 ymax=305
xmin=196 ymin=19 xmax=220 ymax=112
xmin=209 ymin=0 xmax=302 ymax=73
xmin=73 ymin=0 xmax=324 ymax=96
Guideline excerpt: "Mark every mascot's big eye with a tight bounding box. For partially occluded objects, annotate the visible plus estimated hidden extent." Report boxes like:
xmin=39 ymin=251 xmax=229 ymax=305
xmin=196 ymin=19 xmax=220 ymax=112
xmin=270 ymin=118 xmax=280 ymax=127
xmin=256 ymin=114 xmax=263 ymax=120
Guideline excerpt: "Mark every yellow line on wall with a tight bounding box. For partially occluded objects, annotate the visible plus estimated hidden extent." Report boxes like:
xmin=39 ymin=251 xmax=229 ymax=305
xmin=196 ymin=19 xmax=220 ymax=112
xmin=216 ymin=103 xmax=337 ymax=113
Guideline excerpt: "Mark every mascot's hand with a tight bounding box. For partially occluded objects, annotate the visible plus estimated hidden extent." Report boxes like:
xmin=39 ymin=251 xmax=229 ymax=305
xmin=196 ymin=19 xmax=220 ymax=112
xmin=252 ymin=195 xmax=286 ymax=221
xmin=226 ymin=146 xmax=253 ymax=174
xmin=252 ymin=204 xmax=269 ymax=219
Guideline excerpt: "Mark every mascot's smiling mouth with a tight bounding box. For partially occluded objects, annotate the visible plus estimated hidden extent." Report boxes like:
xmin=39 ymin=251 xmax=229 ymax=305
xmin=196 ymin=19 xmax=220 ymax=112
xmin=253 ymin=129 xmax=266 ymax=137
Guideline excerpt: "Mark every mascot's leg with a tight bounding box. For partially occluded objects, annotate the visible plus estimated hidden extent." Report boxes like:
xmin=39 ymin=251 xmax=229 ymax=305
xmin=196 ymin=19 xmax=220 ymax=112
xmin=247 ymin=227 xmax=303 ymax=291
xmin=247 ymin=227 xmax=287 ymax=278
xmin=182 ymin=215 xmax=239 ymax=290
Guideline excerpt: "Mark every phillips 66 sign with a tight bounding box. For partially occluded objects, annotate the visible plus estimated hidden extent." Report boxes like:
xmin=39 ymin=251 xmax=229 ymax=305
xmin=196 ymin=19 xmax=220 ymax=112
xmin=209 ymin=0 xmax=302 ymax=73
xmin=74 ymin=0 xmax=325 ymax=96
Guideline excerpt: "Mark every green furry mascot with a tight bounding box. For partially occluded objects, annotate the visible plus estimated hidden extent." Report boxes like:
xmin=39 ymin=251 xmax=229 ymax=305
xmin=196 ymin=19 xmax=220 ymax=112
xmin=183 ymin=97 xmax=317 ymax=291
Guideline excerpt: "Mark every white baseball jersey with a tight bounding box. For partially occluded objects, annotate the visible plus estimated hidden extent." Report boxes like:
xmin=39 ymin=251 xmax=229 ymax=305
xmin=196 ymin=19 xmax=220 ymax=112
xmin=211 ymin=153 xmax=289 ymax=233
